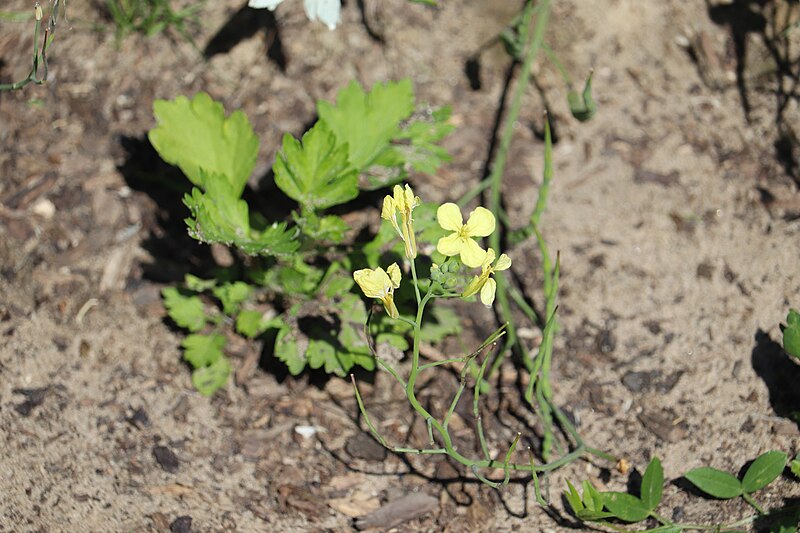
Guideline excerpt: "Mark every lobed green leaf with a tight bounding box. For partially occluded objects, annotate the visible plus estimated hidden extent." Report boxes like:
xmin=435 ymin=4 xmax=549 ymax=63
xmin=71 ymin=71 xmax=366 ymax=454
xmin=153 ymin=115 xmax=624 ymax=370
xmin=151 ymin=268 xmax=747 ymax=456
xmin=182 ymin=333 xmax=225 ymax=368
xmin=273 ymin=121 xmax=358 ymax=210
xmin=212 ymin=281 xmax=252 ymax=315
xmin=162 ymin=287 xmax=207 ymax=332
xmin=317 ymin=79 xmax=415 ymax=174
xmin=191 ymin=356 xmax=231 ymax=396
xmin=149 ymin=92 xmax=259 ymax=197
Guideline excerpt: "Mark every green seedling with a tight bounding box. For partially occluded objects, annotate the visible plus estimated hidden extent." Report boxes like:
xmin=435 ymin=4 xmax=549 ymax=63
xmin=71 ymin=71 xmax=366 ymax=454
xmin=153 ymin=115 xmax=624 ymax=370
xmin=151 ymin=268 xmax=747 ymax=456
xmin=782 ymin=309 xmax=800 ymax=359
xmin=684 ymin=450 xmax=787 ymax=514
xmin=566 ymin=452 xmax=799 ymax=532
xmin=151 ymin=80 xmax=454 ymax=394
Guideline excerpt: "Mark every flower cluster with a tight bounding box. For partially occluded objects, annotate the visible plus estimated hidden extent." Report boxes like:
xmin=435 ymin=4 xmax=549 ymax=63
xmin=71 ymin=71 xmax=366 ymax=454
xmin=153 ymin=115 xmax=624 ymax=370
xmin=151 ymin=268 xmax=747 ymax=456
xmin=354 ymin=184 xmax=511 ymax=316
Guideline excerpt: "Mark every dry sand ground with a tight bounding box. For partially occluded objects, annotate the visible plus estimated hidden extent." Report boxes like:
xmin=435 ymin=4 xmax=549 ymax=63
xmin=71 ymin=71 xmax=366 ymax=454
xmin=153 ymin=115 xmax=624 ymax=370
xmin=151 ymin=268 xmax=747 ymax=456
xmin=1 ymin=0 xmax=800 ymax=531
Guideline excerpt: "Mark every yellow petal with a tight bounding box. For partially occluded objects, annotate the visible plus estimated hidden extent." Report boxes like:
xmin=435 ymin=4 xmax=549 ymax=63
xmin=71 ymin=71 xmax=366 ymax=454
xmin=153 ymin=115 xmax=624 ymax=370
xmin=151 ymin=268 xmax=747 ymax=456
xmin=402 ymin=184 xmax=417 ymax=210
xmin=436 ymin=233 xmax=463 ymax=257
xmin=353 ymin=268 xmax=389 ymax=299
xmin=460 ymin=238 xmax=487 ymax=268
xmin=387 ymin=263 xmax=401 ymax=288
xmin=464 ymin=206 xmax=496 ymax=237
xmin=480 ymin=278 xmax=497 ymax=307
xmin=393 ymin=184 xmax=405 ymax=210
xmin=437 ymin=203 xmax=463 ymax=232
xmin=495 ymin=253 xmax=512 ymax=271
xmin=381 ymin=196 xmax=395 ymax=220
xmin=482 ymin=248 xmax=497 ymax=270
xmin=382 ymin=294 xmax=399 ymax=319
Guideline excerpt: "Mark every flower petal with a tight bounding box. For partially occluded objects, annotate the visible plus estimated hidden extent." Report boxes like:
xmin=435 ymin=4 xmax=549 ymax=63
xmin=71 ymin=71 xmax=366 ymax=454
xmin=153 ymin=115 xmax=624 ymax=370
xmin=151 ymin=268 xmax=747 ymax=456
xmin=480 ymin=278 xmax=497 ymax=307
xmin=460 ymin=238 xmax=487 ymax=268
xmin=353 ymin=268 xmax=389 ymax=299
xmin=381 ymin=195 xmax=395 ymax=220
xmin=387 ymin=263 xmax=401 ymax=288
xmin=436 ymin=233 xmax=463 ymax=257
xmin=464 ymin=206 xmax=496 ymax=237
xmin=437 ymin=203 xmax=463 ymax=232
xmin=494 ymin=253 xmax=512 ymax=271
xmin=482 ymin=248 xmax=497 ymax=270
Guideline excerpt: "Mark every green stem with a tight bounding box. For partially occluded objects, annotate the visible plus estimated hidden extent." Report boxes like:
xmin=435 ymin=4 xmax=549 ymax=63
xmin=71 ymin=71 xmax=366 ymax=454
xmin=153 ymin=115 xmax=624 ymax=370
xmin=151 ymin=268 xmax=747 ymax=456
xmin=741 ymin=492 xmax=766 ymax=515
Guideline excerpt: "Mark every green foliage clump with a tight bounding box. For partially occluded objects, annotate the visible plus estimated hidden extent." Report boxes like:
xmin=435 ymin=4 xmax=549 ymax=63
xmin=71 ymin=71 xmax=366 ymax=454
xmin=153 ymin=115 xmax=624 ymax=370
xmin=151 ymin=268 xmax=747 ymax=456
xmin=150 ymin=80 xmax=454 ymax=395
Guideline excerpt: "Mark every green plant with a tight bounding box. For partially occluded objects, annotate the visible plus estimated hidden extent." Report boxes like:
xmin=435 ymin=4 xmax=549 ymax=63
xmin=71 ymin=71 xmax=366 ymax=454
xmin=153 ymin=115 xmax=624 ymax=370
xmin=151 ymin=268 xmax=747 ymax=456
xmin=782 ymin=308 xmax=800 ymax=360
xmin=565 ymin=451 xmax=800 ymax=532
xmin=0 ymin=0 xmax=62 ymax=91
xmin=151 ymin=80 xmax=454 ymax=395
xmin=104 ymin=0 xmax=201 ymax=44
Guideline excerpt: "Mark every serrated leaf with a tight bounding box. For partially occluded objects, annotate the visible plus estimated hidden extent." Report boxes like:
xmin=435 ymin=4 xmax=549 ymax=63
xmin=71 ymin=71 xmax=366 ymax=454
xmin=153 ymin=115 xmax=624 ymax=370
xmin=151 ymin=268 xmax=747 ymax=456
xmin=183 ymin=181 xmax=300 ymax=257
xmin=376 ymin=332 xmax=409 ymax=351
xmin=742 ymin=450 xmax=787 ymax=493
xmin=212 ymin=281 xmax=252 ymax=315
xmin=602 ymin=492 xmax=651 ymax=523
xmin=298 ymin=211 xmax=349 ymax=243
xmin=162 ymin=287 xmax=207 ymax=332
xmin=274 ymin=327 xmax=306 ymax=375
xmin=191 ymin=356 xmax=231 ymax=396
xmin=783 ymin=309 xmax=800 ymax=358
xmin=791 ymin=457 xmax=800 ymax=478
xmin=149 ymin=92 xmax=259 ymax=197
xmin=317 ymin=79 xmax=415 ymax=174
xmin=684 ymin=467 xmax=742 ymax=499
xmin=182 ymin=333 xmax=225 ymax=368
xmin=641 ymin=457 xmax=664 ymax=510
xmin=395 ymin=106 xmax=454 ymax=174
xmin=273 ymin=121 xmax=358 ymax=210
xmin=236 ymin=310 xmax=283 ymax=338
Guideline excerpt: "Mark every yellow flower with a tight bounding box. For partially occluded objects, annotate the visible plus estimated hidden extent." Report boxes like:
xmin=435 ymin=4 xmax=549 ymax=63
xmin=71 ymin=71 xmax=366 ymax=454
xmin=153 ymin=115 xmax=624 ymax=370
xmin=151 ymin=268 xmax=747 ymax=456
xmin=462 ymin=249 xmax=512 ymax=307
xmin=381 ymin=184 xmax=420 ymax=259
xmin=436 ymin=203 xmax=496 ymax=267
xmin=353 ymin=263 xmax=402 ymax=318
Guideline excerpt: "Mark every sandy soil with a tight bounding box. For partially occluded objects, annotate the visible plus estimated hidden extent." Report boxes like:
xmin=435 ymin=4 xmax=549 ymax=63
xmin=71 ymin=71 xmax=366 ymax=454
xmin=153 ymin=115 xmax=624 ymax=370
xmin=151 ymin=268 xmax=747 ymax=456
xmin=1 ymin=0 xmax=800 ymax=531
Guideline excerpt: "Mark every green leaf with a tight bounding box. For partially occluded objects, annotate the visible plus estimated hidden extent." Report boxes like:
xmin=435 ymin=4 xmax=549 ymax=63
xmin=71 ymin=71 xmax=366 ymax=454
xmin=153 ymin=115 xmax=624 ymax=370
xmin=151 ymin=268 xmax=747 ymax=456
xmin=583 ymin=481 xmax=605 ymax=512
xmin=395 ymin=106 xmax=454 ymax=174
xmin=183 ymin=179 xmax=300 ymax=257
xmin=317 ymin=79 xmax=415 ymax=173
xmin=149 ymin=92 xmax=259 ymax=197
xmin=273 ymin=120 xmax=358 ymax=210
xmin=274 ymin=326 xmax=306 ymax=375
xmin=684 ymin=467 xmax=743 ymax=499
xmin=182 ymin=333 xmax=225 ymax=368
xmin=298 ymin=211 xmax=349 ymax=243
xmin=568 ymin=71 xmax=596 ymax=122
xmin=742 ymin=450 xmax=787 ymax=493
xmin=191 ymin=356 xmax=231 ymax=396
xmin=645 ymin=527 xmax=683 ymax=533
xmin=564 ymin=480 xmax=584 ymax=513
xmin=184 ymin=274 xmax=217 ymax=292
xmin=783 ymin=309 xmax=800 ymax=358
xmin=212 ymin=281 xmax=252 ymax=315
xmin=162 ymin=287 xmax=207 ymax=332
xmin=791 ymin=456 xmax=800 ymax=478
xmin=236 ymin=310 xmax=283 ymax=339
xmin=641 ymin=457 xmax=664 ymax=510
xmin=602 ymin=492 xmax=651 ymax=522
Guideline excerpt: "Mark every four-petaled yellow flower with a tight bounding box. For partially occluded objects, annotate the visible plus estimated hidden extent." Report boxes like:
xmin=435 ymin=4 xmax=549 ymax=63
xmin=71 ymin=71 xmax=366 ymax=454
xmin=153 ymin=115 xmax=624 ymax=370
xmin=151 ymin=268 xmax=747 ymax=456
xmin=353 ymin=263 xmax=402 ymax=318
xmin=382 ymin=184 xmax=421 ymax=259
xmin=436 ymin=203 xmax=496 ymax=267
xmin=461 ymin=248 xmax=512 ymax=307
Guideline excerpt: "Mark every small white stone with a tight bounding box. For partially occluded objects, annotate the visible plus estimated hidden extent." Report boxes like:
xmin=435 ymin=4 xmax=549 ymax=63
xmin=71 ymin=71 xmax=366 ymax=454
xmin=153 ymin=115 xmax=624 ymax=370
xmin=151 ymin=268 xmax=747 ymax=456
xmin=294 ymin=425 xmax=317 ymax=439
xmin=32 ymin=198 xmax=55 ymax=219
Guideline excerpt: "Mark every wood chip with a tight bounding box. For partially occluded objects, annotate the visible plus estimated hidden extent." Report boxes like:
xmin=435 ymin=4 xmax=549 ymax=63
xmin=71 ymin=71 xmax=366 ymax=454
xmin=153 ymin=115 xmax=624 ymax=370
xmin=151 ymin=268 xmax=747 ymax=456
xmin=355 ymin=492 xmax=438 ymax=530
xmin=328 ymin=495 xmax=381 ymax=517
